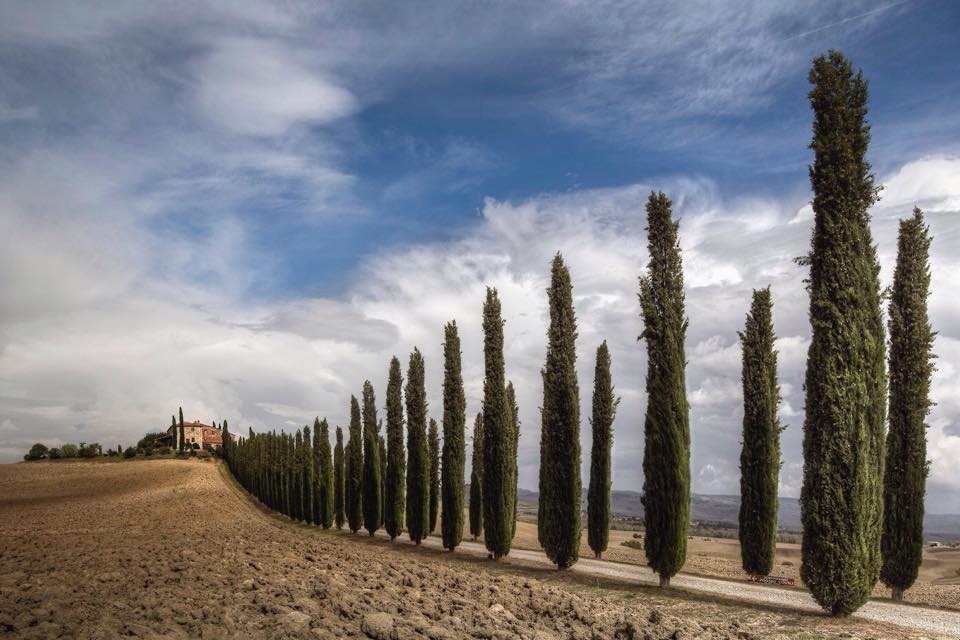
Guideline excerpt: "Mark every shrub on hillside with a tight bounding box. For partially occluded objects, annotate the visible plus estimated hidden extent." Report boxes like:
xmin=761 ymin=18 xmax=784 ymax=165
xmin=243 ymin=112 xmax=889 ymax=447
xmin=189 ymin=448 xmax=198 ymax=457
xmin=78 ymin=442 xmax=100 ymax=458
xmin=48 ymin=447 xmax=62 ymax=459
xmin=159 ymin=446 xmax=171 ymax=456
xmin=24 ymin=443 xmax=48 ymax=460
xmin=143 ymin=447 xmax=154 ymax=457
xmin=137 ymin=432 xmax=166 ymax=450
xmin=60 ymin=444 xmax=79 ymax=458
xmin=123 ymin=447 xmax=137 ymax=459
xmin=106 ymin=449 xmax=117 ymax=457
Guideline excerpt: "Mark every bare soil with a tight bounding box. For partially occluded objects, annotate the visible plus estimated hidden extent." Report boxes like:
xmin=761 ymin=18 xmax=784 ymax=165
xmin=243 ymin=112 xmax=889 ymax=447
xmin=0 ymin=459 xmax=950 ymax=639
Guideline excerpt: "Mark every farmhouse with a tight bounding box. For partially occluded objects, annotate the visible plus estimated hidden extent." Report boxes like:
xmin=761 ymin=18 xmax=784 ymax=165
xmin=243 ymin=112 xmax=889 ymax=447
xmin=161 ymin=421 xmax=225 ymax=450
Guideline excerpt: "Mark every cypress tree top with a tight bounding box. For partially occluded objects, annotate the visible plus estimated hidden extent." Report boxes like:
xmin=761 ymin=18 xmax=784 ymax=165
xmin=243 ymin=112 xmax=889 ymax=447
xmin=385 ymin=356 xmax=406 ymax=540
xmin=881 ymin=208 xmax=934 ymax=600
xmin=538 ymin=253 xmax=581 ymax=569
xmin=738 ymin=288 xmax=781 ymax=577
xmin=800 ymin=50 xmax=886 ymax=616
xmin=441 ymin=321 xmax=466 ymax=551
xmin=639 ymin=190 xmax=690 ymax=587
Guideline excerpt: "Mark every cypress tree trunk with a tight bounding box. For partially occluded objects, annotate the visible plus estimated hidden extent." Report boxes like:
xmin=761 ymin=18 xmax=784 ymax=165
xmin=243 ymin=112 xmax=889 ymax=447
xmin=441 ymin=321 xmax=466 ymax=551
xmin=588 ymin=341 xmax=618 ymax=561
xmin=178 ymin=407 xmax=185 ymax=452
xmin=538 ymin=254 xmax=582 ymax=570
xmin=428 ymin=418 xmax=440 ymax=534
xmin=738 ymin=288 xmax=782 ymax=576
xmin=346 ymin=396 xmax=364 ymax=533
xmin=312 ymin=418 xmax=324 ymax=526
xmin=639 ymin=190 xmax=690 ymax=587
xmin=320 ymin=419 xmax=334 ymax=528
xmin=334 ymin=426 xmax=345 ymax=530
xmin=469 ymin=412 xmax=484 ymax=541
xmin=385 ymin=356 xmax=406 ymax=540
xmin=506 ymin=381 xmax=520 ymax=541
xmin=482 ymin=287 xmax=512 ymax=560
xmin=800 ymin=51 xmax=886 ymax=616
xmin=405 ymin=349 xmax=430 ymax=544
xmin=881 ymin=208 xmax=934 ymax=601
xmin=362 ymin=381 xmax=382 ymax=536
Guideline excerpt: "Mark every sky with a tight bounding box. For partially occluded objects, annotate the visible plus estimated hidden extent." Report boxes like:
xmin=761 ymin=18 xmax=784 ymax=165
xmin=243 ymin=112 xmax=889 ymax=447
xmin=1 ymin=1 xmax=959 ymax=511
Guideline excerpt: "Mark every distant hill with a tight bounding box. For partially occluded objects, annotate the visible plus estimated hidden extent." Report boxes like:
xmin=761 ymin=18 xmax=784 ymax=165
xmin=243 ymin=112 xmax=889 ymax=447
xmin=514 ymin=488 xmax=960 ymax=543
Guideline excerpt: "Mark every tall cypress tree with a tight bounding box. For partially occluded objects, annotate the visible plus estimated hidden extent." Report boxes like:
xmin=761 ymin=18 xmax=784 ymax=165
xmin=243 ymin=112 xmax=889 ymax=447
xmin=588 ymin=341 xmax=618 ymax=560
xmin=221 ymin=419 xmax=231 ymax=464
xmin=639 ymin=190 xmax=690 ymax=588
xmin=378 ymin=434 xmax=387 ymax=528
xmin=738 ymin=288 xmax=782 ymax=576
xmin=800 ymin=51 xmax=886 ymax=616
xmin=482 ymin=287 xmax=512 ymax=560
xmin=319 ymin=419 xmax=334 ymax=528
xmin=405 ymin=349 xmax=430 ymax=544
xmin=303 ymin=425 xmax=314 ymax=525
xmin=334 ymin=426 xmax=345 ymax=529
xmin=385 ymin=356 xmax=406 ymax=540
xmin=506 ymin=381 xmax=520 ymax=540
xmin=346 ymin=396 xmax=364 ymax=533
xmin=362 ymin=381 xmax=382 ymax=536
xmin=428 ymin=418 xmax=440 ymax=534
xmin=469 ymin=412 xmax=484 ymax=540
xmin=312 ymin=418 xmax=324 ymax=526
xmin=178 ymin=406 xmax=185 ymax=452
xmin=881 ymin=208 xmax=934 ymax=602
xmin=538 ymin=254 xmax=582 ymax=569
xmin=441 ymin=321 xmax=466 ymax=551
xmin=171 ymin=415 xmax=177 ymax=450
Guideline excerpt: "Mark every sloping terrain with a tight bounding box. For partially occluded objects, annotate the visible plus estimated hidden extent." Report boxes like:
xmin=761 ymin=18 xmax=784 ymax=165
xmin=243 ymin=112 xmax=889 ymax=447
xmin=0 ymin=459 xmax=951 ymax=639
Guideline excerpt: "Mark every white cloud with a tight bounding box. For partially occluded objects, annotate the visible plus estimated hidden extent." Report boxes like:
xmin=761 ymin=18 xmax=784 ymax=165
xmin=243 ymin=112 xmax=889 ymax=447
xmin=193 ymin=37 xmax=358 ymax=136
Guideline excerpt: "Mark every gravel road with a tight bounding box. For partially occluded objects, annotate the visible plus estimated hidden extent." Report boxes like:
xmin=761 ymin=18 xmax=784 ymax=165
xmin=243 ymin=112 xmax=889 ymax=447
xmin=405 ymin=534 xmax=960 ymax=638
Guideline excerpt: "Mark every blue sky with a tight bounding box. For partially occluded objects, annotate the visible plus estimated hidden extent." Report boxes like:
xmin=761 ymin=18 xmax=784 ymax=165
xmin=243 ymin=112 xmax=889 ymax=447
xmin=2 ymin=1 xmax=960 ymax=511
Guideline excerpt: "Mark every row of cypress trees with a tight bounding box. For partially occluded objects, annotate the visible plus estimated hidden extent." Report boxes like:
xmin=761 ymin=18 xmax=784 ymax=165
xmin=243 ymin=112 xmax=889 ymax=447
xmin=223 ymin=49 xmax=934 ymax=617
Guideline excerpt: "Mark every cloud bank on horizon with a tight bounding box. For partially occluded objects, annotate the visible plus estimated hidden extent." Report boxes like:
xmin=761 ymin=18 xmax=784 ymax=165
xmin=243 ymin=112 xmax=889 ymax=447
xmin=1 ymin=1 xmax=959 ymax=510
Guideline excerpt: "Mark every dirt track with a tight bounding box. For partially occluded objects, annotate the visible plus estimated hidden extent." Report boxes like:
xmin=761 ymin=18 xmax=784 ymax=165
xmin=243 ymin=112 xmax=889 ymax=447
xmin=0 ymin=459 xmax=953 ymax=639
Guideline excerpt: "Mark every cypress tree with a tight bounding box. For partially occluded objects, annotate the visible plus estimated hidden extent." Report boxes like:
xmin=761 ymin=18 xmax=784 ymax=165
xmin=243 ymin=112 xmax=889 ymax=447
xmin=303 ymin=425 xmax=314 ymax=525
xmin=405 ymin=348 xmax=430 ymax=544
xmin=178 ymin=406 xmax=185 ymax=452
xmin=800 ymin=51 xmax=886 ymax=615
xmin=334 ymin=426 xmax=345 ymax=529
xmin=588 ymin=341 xmax=618 ymax=560
xmin=639 ymin=190 xmax=690 ymax=587
xmin=222 ymin=419 xmax=230 ymax=462
xmin=441 ymin=321 xmax=466 ymax=551
xmin=738 ymin=288 xmax=782 ymax=576
xmin=362 ymin=381 xmax=382 ymax=536
xmin=319 ymin=419 xmax=334 ymax=528
xmin=482 ymin=287 xmax=512 ymax=560
xmin=312 ymin=418 xmax=324 ymax=526
xmin=469 ymin=412 xmax=484 ymax=540
xmin=294 ymin=429 xmax=304 ymax=521
xmin=881 ymin=208 xmax=934 ymax=601
xmin=428 ymin=418 xmax=440 ymax=534
xmin=385 ymin=356 xmax=406 ymax=540
xmin=346 ymin=396 xmax=364 ymax=533
xmin=506 ymin=381 xmax=520 ymax=540
xmin=538 ymin=254 xmax=582 ymax=569
xmin=378 ymin=434 xmax=387 ymax=528
xmin=171 ymin=415 xmax=177 ymax=450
